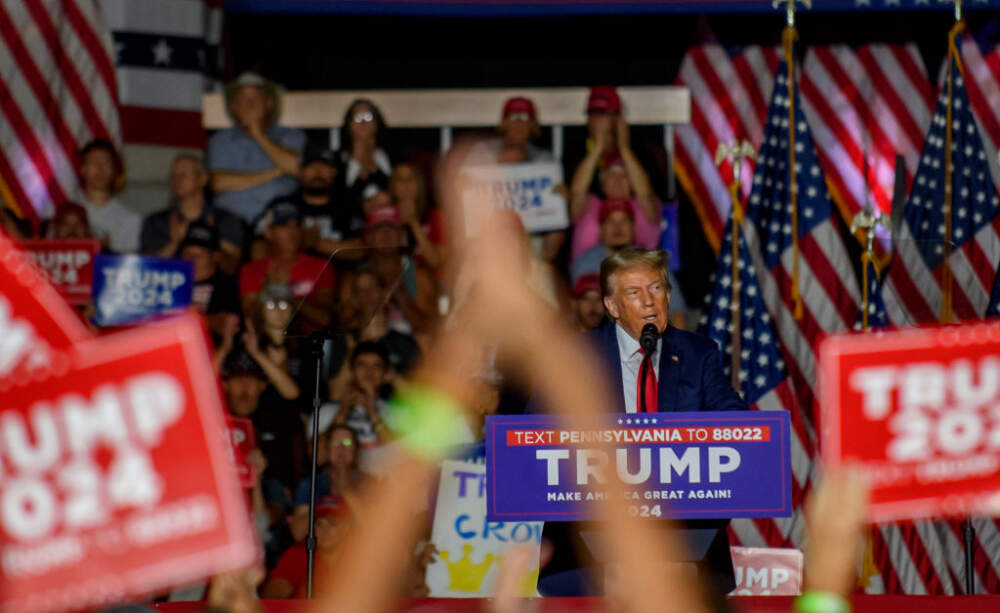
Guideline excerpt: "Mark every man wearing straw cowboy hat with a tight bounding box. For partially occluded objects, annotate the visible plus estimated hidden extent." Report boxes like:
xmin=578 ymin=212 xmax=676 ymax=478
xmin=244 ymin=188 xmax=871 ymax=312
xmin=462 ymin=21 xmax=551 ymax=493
xmin=207 ymin=71 xmax=306 ymax=225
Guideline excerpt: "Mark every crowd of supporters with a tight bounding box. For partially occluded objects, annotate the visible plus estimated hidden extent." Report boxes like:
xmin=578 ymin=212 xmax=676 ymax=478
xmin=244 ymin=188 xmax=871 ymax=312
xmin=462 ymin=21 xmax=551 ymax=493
xmin=0 ymin=74 xmax=694 ymax=600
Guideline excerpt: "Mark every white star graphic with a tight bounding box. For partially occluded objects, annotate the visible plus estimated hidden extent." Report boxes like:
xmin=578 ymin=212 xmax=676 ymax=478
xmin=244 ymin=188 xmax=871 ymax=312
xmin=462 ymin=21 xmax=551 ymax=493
xmin=152 ymin=39 xmax=173 ymax=66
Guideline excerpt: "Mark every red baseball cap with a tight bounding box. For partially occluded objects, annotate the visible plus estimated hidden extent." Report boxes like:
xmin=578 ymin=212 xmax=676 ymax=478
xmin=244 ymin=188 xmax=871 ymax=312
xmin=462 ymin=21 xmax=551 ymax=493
xmin=502 ymin=96 xmax=537 ymax=120
xmin=366 ymin=205 xmax=403 ymax=229
xmin=598 ymin=198 xmax=634 ymax=224
xmin=573 ymin=273 xmax=602 ymax=298
xmin=587 ymin=86 xmax=622 ymax=114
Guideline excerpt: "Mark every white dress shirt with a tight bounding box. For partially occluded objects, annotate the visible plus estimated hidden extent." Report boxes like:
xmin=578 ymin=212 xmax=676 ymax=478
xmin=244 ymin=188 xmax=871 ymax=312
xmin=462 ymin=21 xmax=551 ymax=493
xmin=616 ymin=323 xmax=662 ymax=413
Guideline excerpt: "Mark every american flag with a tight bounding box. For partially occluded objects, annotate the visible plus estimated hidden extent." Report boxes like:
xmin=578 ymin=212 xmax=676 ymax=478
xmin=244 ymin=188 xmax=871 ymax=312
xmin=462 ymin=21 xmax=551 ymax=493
xmin=801 ymin=43 xmax=934 ymax=254
xmin=883 ymin=29 xmax=1000 ymax=326
xmin=675 ymin=41 xmax=933 ymax=256
xmin=697 ymin=216 xmax=809 ymax=550
xmin=956 ymin=31 xmax=1000 ymax=195
xmin=99 ymin=0 xmax=222 ymax=148
xmin=741 ymin=40 xmax=861 ymax=420
xmin=872 ymin=26 xmax=1000 ymax=595
xmin=674 ymin=44 xmax=780 ymax=251
xmin=0 ymin=0 xmax=121 ymax=224
xmin=854 ymin=256 xmax=890 ymax=331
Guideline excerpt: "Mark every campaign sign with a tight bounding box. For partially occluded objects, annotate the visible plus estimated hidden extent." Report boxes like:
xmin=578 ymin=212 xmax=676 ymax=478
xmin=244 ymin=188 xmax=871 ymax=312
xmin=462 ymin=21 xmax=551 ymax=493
xmin=21 ymin=239 xmax=100 ymax=305
xmin=729 ymin=546 xmax=803 ymax=595
xmin=461 ymin=162 xmax=568 ymax=234
xmin=92 ymin=255 xmax=193 ymax=326
xmin=819 ymin=322 xmax=1000 ymax=522
xmin=0 ymin=230 xmax=91 ymax=384
xmin=0 ymin=314 xmax=257 ymax=613
xmin=226 ymin=416 xmax=257 ymax=489
xmin=427 ymin=460 xmax=542 ymax=598
xmin=485 ymin=411 xmax=792 ymax=522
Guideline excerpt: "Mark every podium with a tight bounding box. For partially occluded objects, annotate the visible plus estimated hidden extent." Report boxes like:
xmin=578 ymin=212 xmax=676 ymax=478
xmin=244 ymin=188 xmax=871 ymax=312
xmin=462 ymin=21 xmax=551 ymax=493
xmin=485 ymin=412 xmax=793 ymax=598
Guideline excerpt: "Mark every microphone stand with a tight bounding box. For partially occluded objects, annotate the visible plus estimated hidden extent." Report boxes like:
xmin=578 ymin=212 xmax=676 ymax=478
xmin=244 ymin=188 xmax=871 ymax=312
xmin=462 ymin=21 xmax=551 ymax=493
xmin=288 ymin=246 xmax=410 ymax=598
xmin=304 ymin=330 xmax=328 ymax=599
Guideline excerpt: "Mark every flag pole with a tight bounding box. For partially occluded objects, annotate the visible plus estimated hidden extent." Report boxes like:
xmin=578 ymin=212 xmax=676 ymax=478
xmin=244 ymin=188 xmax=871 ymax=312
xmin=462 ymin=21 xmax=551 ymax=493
xmin=715 ymin=141 xmax=756 ymax=391
xmin=943 ymin=0 xmax=975 ymax=594
xmin=773 ymin=0 xmax=810 ymax=320
xmin=942 ymin=2 xmax=964 ymax=324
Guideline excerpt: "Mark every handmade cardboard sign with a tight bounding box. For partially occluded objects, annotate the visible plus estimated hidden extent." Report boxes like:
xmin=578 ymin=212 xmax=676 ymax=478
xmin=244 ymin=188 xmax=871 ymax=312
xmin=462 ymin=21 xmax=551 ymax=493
xmin=0 ymin=315 xmax=257 ymax=613
xmin=485 ymin=411 xmax=792 ymax=522
xmin=427 ymin=460 xmax=541 ymax=598
xmin=20 ymin=239 xmax=100 ymax=305
xmin=0 ymin=230 xmax=91 ymax=384
xmin=820 ymin=322 xmax=1000 ymax=521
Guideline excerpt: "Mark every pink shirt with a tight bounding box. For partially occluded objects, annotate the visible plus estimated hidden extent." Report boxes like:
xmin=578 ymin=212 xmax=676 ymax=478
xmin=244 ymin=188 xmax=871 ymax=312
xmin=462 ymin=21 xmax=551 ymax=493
xmin=571 ymin=195 xmax=661 ymax=260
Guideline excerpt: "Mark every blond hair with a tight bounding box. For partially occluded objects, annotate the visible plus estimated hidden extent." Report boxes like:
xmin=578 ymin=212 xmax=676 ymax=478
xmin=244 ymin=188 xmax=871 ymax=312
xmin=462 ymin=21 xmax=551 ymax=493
xmin=599 ymin=247 xmax=671 ymax=297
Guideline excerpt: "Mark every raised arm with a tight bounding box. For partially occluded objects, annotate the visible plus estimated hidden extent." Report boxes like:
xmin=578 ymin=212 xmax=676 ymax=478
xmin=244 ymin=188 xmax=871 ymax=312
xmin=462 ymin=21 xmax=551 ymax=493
xmin=569 ymin=130 xmax=609 ymax=221
xmin=617 ymin=117 xmax=659 ymax=224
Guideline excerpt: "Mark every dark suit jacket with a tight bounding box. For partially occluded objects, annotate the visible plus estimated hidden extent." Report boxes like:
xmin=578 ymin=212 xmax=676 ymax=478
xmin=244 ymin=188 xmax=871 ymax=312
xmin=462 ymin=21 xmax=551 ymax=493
xmin=538 ymin=324 xmax=748 ymax=597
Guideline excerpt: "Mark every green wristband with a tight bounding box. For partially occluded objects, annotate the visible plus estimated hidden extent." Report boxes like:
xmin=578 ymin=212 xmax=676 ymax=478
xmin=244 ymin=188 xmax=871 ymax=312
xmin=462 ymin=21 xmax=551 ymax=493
xmin=794 ymin=591 xmax=850 ymax=613
xmin=389 ymin=385 xmax=467 ymax=461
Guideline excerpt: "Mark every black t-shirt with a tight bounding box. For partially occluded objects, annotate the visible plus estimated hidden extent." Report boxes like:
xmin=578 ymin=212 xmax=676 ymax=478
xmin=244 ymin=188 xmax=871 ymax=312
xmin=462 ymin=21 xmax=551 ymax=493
xmin=252 ymin=387 xmax=305 ymax=490
xmin=191 ymin=271 xmax=240 ymax=315
xmin=140 ymin=203 xmax=246 ymax=255
xmin=256 ymin=191 xmax=366 ymax=244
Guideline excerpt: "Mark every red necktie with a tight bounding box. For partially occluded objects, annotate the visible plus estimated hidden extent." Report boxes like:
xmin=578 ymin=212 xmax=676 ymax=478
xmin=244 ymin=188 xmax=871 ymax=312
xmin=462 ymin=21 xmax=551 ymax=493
xmin=637 ymin=350 xmax=658 ymax=413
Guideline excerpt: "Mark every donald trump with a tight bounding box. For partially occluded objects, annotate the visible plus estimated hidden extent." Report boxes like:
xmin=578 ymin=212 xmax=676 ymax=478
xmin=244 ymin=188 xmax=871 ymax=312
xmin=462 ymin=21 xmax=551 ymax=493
xmin=598 ymin=247 xmax=746 ymax=414
xmin=537 ymin=247 xmax=747 ymax=599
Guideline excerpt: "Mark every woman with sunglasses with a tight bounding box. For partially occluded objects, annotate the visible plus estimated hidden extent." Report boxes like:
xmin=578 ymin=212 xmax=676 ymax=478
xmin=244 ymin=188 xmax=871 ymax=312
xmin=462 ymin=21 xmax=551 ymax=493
xmin=244 ymin=283 xmax=303 ymax=401
xmin=338 ymin=99 xmax=392 ymax=215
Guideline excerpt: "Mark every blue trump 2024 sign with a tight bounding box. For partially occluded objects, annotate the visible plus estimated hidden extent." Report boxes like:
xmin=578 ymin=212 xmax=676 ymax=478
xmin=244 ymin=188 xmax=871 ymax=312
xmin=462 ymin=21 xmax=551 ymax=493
xmin=92 ymin=255 xmax=193 ymax=326
xmin=485 ymin=411 xmax=792 ymax=522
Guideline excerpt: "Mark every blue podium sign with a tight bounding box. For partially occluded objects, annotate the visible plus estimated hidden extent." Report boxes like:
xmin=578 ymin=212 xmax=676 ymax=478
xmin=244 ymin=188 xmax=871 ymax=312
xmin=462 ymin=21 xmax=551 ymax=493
xmin=92 ymin=255 xmax=193 ymax=326
xmin=485 ymin=411 xmax=792 ymax=522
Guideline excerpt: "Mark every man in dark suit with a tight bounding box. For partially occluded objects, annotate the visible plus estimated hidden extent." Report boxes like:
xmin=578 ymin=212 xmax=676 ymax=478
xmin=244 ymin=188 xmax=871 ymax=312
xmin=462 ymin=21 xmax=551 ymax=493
xmin=537 ymin=247 xmax=747 ymax=600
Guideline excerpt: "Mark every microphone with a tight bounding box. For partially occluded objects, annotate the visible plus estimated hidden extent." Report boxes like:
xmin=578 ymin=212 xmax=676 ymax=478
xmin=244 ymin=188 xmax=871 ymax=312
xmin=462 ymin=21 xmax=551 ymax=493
xmin=640 ymin=323 xmax=659 ymax=355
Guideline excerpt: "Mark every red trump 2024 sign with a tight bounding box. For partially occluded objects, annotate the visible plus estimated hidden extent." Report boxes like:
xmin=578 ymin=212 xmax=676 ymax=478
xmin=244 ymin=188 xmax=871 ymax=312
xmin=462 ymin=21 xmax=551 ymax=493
xmin=20 ymin=239 xmax=100 ymax=306
xmin=0 ymin=315 xmax=257 ymax=613
xmin=820 ymin=323 xmax=1000 ymax=522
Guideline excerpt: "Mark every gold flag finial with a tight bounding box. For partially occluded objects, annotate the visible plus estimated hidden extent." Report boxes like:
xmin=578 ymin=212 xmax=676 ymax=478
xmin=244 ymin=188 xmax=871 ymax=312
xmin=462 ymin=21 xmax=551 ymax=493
xmin=851 ymin=207 xmax=890 ymax=332
xmin=772 ymin=0 xmax=811 ymax=27
xmin=850 ymin=207 xmax=890 ymax=258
